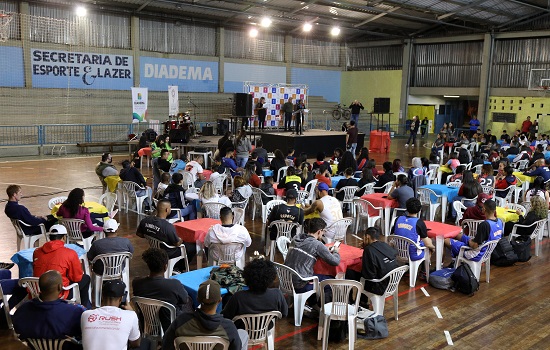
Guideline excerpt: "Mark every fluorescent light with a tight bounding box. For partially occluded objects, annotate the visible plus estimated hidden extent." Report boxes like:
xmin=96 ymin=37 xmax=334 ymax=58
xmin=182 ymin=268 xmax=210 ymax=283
xmin=303 ymin=23 xmax=312 ymax=32
xmin=260 ymin=17 xmax=272 ymax=27
xmin=76 ymin=6 xmax=87 ymax=17
xmin=249 ymin=28 xmax=258 ymax=37
xmin=444 ymin=95 xmax=460 ymax=98
xmin=331 ymin=26 xmax=340 ymax=36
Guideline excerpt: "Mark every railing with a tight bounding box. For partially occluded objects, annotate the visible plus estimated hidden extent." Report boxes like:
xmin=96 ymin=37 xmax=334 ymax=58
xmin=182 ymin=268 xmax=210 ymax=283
xmin=307 ymin=116 xmax=403 ymax=136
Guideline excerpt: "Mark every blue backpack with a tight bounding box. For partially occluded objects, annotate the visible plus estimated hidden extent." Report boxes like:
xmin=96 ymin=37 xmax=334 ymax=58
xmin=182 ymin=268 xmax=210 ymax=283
xmin=169 ymin=159 xmax=186 ymax=175
xmin=428 ymin=268 xmax=455 ymax=290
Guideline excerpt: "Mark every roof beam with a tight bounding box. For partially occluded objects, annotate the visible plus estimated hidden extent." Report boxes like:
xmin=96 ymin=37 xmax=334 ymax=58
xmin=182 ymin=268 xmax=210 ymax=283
xmin=353 ymin=7 xmax=400 ymax=28
xmin=136 ymin=0 xmax=154 ymax=13
xmin=437 ymin=0 xmax=491 ymax=20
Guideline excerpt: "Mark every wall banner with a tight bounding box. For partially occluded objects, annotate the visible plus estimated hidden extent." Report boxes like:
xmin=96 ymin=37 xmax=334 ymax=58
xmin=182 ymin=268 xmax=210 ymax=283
xmin=132 ymin=87 xmax=148 ymax=122
xmin=168 ymin=85 xmax=179 ymax=116
xmin=31 ymin=49 xmax=133 ymax=90
xmin=140 ymin=57 xmax=218 ymax=92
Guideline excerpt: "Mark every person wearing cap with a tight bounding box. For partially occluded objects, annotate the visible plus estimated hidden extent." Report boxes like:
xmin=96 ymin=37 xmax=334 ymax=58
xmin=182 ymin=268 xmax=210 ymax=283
xmin=266 ymin=188 xmax=304 ymax=244
xmin=4 ymin=184 xmax=57 ymax=236
xmin=87 ymin=219 xmax=134 ymax=275
xmin=276 ymin=166 xmax=302 ymax=192
xmin=12 ymin=270 xmax=85 ymax=349
xmin=392 ymin=198 xmax=435 ymax=262
xmin=163 ymin=280 xmax=248 ymax=350
xmin=136 ymin=199 xmax=196 ymax=272
xmin=204 ymin=206 xmax=251 ymax=263
xmin=33 ymin=224 xmax=91 ymax=308
xmin=444 ymin=199 xmax=503 ymax=263
xmin=81 ymin=280 xmax=142 ymax=350
xmin=304 ymin=182 xmax=343 ymax=241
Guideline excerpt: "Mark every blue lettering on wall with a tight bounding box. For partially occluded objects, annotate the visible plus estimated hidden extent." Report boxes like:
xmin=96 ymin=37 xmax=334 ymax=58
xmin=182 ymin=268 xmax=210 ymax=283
xmin=140 ymin=57 xmax=218 ymax=92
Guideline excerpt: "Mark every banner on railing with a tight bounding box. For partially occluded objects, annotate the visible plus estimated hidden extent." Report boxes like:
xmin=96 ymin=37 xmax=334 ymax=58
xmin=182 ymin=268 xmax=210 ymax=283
xmin=132 ymin=87 xmax=148 ymax=122
xmin=168 ymin=85 xmax=179 ymax=116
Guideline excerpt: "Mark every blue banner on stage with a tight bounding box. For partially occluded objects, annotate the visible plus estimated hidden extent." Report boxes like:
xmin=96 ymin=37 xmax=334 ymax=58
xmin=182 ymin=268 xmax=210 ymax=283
xmin=140 ymin=57 xmax=218 ymax=92
xmin=31 ymin=48 xmax=133 ymax=90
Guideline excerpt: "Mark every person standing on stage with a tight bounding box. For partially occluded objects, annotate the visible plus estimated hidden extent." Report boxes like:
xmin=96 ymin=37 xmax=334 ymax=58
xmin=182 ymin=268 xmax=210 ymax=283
xmin=348 ymin=100 xmax=364 ymax=126
xmin=405 ymin=115 xmax=420 ymax=147
xmin=294 ymin=99 xmax=305 ymax=135
xmin=256 ymin=97 xmax=267 ymax=131
xmin=281 ymin=97 xmax=294 ymax=132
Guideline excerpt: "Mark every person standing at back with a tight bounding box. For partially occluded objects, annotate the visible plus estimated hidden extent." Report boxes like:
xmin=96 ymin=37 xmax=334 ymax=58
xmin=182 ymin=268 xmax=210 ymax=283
xmin=405 ymin=116 xmax=420 ymax=147
xmin=281 ymin=97 xmax=294 ymax=132
xmin=420 ymin=117 xmax=428 ymax=138
xmin=346 ymin=121 xmax=359 ymax=155
xmin=256 ymin=97 xmax=267 ymax=131
xmin=348 ymin=100 xmax=364 ymax=126
xmin=469 ymin=115 xmax=480 ymax=137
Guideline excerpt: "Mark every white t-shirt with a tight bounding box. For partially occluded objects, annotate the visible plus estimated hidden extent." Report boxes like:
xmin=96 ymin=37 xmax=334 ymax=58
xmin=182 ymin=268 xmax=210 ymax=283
xmin=186 ymin=161 xmax=204 ymax=182
xmin=202 ymin=195 xmax=232 ymax=207
xmin=81 ymin=306 xmax=140 ymax=350
xmin=319 ymin=195 xmax=343 ymax=239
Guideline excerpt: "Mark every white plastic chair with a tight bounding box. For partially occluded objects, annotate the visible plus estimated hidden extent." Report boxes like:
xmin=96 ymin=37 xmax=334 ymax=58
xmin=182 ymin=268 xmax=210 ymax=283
xmin=264 ymin=200 xmax=286 ymax=224
xmin=230 ymin=198 xmax=249 ymax=211
xmin=296 ymin=190 xmax=309 ymax=205
xmin=494 ymin=185 xmax=516 ymax=205
xmin=304 ymin=179 xmax=318 ymax=205
xmin=417 ymin=187 xmax=441 ymax=221
xmin=181 ymin=171 xmax=195 ymax=189
xmin=276 ymin=236 xmax=291 ymax=261
xmin=133 ymin=296 xmax=176 ymax=349
xmin=173 ymin=336 xmax=229 ymax=350
xmin=251 ymin=188 xmax=276 ymax=221
xmin=333 ymin=186 xmax=359 ymax=215
xmin=513 ymin=159 xmax=529 ymax=171
xmin=460 ymin=195 xmax=478 ymax=208
xmin=504 ymin=203 xmax=526 ymax=215
xmin=373 ymin=182 xmax=393 ymax=194
xmin=0 ymin=284 xmax=13 ymax=330
xmin=472 ymin=164 xmax=483 ymax=175
xmin=317 ymin=279 xmax=363 ymax=350
xmin=393 ymin=171 xmax=408 ymax=178
xmin=207 ymin=242 xmax=245 ymax=268
xmin=453 ymin=201 xmax=467 ymax=226
xmin=358 ymin=183 xmax=375 ymax=196
xmin=122 ymin=181 xmax=148 ymax=215
xmin=10 ymin=219 xmax=47 ymax=251
xmin=509 ymin=219 xmax=546 ymax=257
xmin=360 ymin=265 xmax=409 ymax=320
xmin=202 ymin=202 xmax=229 ymax=219
xmin=446 ymin=181 xmax=462 ymax=188
xmin=277 ymin=166 xmax=289 ymax=182
xmin=481 ymin=185 xmax=494 ymax=196
xmin=353 ymin=199 xmax=382 ymax=236
xmin=324 ymin=218 xmax=353 ymax=244
xmin=232 ymin=207 xmax=245 ymax=225
xmin=267 ymin=220 xmax=301 ymax=261
xmin=99 ymin=192 xmax=117 ymax=214
xmin=454 ymin=240 xmax=499 ymax=283
xmin=25 ymin=339 xmax=67 ymax=350
xmin=428 ymin=164 xmax=440 ymax=184
xmin=144 ymin=235 xmax=189 ymax=277
xmin=232 ymin=311 xmax=282 ymax=350
xmin=389 ymin=208 xmax=408 ymax=229
xmin=212 ymin=173 xmax=228 ymax=195
xmin=90 ymin=252 xmax=132 ymax=307
xmin=461 ymin=219 xmax=483 ymax=238
xmin=18 ymin=277 xmax=81 ymax=305
xmin=388 ymin=235 xmax=429 ymax=287
xmin=273 ymin=262 xmax=319 ymax=327
xmin=47 ymin=196 xmax=67 ymax=210
xmin=60 ymin=218 xmax=95 ymax=251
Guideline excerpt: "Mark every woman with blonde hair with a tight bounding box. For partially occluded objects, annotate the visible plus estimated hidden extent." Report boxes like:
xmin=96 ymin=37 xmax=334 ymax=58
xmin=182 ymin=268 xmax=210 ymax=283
xmin=199 ymin=181 xmax=232 ymax=207
xmin=504 ymin=195 xmax=547 ymax=236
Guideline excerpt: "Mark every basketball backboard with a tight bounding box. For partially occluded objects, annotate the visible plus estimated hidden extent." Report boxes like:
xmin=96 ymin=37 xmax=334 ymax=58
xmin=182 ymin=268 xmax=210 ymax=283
xmin=528 ymin=68 xmax=550 ymax=91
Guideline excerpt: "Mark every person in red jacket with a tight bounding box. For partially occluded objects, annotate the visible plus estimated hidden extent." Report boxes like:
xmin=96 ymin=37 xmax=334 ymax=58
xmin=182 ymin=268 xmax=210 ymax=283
xmin=495 ymin=166 xmax=517 ymax=198
xmin=33 ymin=224 xmax=91 ymax=308
xmin=521 ymin=116 xmax=532 ymax=134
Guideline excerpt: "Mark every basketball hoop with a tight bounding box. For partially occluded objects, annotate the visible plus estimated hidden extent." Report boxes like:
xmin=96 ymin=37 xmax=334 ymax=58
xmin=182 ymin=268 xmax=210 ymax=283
xmin=0 ymin=12 xmax=13 ymax=43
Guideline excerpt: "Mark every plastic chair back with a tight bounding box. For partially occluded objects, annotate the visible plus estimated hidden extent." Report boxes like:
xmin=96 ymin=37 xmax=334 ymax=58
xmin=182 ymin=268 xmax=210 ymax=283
xmin=453 ymin=201 xmax=467 ymax=225
xmin=296 ymin=190 xmax=309 ymax=205
xmin=325 ymin=218 xmax=353 ymax=243
xmin=174 ymin=336 xmax=229 ymax=350
xmin=212 ymin=174 xmax=227 ymax=195
xmin=208 ymin=242 xmax=245 ymax=267
xmin=26 ymin=338 xmax=67 ymax=350
xmin=47 ymin=196 xmax=67 ymax=210
xmin=277 ymin=166 xmax=288 ymax=182
xmin=0 ymin=284 xmax=13 ymax=330
xmin=60 ymin=218 xmax=86 ymax=244
xmin=359 ymin=183 xmax=375 ymax=195
xmin=417 ymin=187 xmax=440 ymax=206
xmin=388 ymin=235 xmax=421 ymax=262
xmin=232 ymin=311 xmax=282 ymax=346
xmin=304 ymin=179 xmax=318 ymax=204
xmin=11 ymin=219 xmax=47 ymax=251
xmin=181 ymin=171 xmax=195 ymax=189
xmin=362 ymin=265 xmax=409 ymax=298
xmin=91 ymin=252 xmax=132 ymax=279
xmin=319 ymin=279 xmax=362 ymax=321
xmin=99 ymin=192 xmax=117 ymax=213
xmin=230 ymin=198 xmax=249 ymax=210
xmin=232 ymin=207 xmax=245 ymax=225
xmin=264 ymin=200 xmax=286 ymax=219
xmin=268 ymin=220 xmax=301 ymax=240
xmin=276 ymin=236 xmax=291 ymax=261
xmin=481 ymin=185 xmax=494 ymax=195
xmin=202 ymin=203 xmax=228 ymax=219
xmin=461 ymin=219 xmax=483 ymax=238
xmin=132 ymin=296 xmax=176 ymax=342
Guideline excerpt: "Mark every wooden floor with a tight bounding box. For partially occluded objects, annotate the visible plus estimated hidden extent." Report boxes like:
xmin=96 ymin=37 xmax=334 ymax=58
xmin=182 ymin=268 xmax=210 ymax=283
xmin=1 ymin=134 xmax=549 ymax=349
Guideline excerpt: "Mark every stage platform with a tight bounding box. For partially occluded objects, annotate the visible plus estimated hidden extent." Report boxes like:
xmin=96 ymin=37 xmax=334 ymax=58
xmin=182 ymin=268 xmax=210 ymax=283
xmin=259 ymin=129 xmax=365 ymax=157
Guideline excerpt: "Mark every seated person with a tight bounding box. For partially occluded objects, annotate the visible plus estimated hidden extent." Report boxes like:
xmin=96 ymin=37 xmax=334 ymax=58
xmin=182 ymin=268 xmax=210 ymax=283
xmin=132 ymin=248 xmax=192 ymax=331
xmin=387 ymin=175 xmax=415 ymax=209
xmin=119 ymin=159 xmax=153 ymax=209
xmin=156 ymin=172 xmax=171 ymax=199
xmin=199 ymin=181 xmax=232 ymax=207
xmin=247 ymin=151 xmax=263 ymax=176
xmin=266 ymin=189 xmax=304 ymax=241
xmin=444 ymin=199 xmax=503 ymax=262
xmin=4 ymin=184 xmax=56 ymax=235
xmin=335 ymin=167 xmax=358 ymax=201
xmin=242 ymin=162 xmax=261 ymax=188
xmin=95 ymin=153 xmax=118 ymax=191
xmin=312 ymin=152 xmax=333 ymax=175
xmin=448 ymin=165 xmax=465 ymax=183
xmin=529 ymin=144 xmax=545 ymax=166
xmin=204 ymin=206 xmax=252 ymax=263
xmin=478 ymin=164 xmax=495 ymax=187
xmin=523 ymin=158 xmax=550 ymax=182
xmin=329 ymin=148 xmax=343 ymax=165
xmin=277 ymin=166 xmax=302 ymax=191
xmin=222 ymin=258 xmax=288 ymax=325
xmin=337 ymin=151 xmax=357 ymax=174
xmin=461 ymin=193 xmax=490 ymax=232
xmin=164 ymin=173 xmax=197 ymax=220
xmin=12 ymin=270 xmax=85 ymax=349
xmin=523 ymin=176 xmax=550 ymax=204
xmin=286 ymin=148 xmax=297 ymax=166
xmin=87 ymin=219 xmax=134 ymax=275
xmin=504 ymin=195 xmax=547 ymax=236
xmin=314 ymin=164 xmax=332 ymax=188
xmin=392 ymin=159 xmax=405 ymax=173
xmin=229 ymin=176 xmax=253 ymax=208
xmin=56 ymin=188 xmax=104 ymax=238
xmin=253 ymin=140 xmax=268 ymax=165
xmin=392 ymin=198 xmax=435 ymax=261
xmin=374 ymin=162 xmax=395 ymax=192
xmin=269 ymin=149 xmax=287 ymax=181
xmin=366 ymin=160 xmax=379 ymax=178
xmin=260 ymin=176 xmax=276 ymax=205
xmin=355 ymin=167 xmax=377 ymax=197
xmin=185 ymin=155 xmax=207 ymax=188
xmin=408 ymin=157 xmax=424 ymax=180
xmin=221 ymin=147 xmax=241 ymax=177
xmin=495 ymin=166 xmax=517 ymax=198
xmin=157 ymin=149 xmax=173 ymax=173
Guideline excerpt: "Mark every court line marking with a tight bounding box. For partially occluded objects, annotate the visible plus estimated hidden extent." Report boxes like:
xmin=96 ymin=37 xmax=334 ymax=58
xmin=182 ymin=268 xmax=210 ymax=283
xmin=421 ymin=287 xmax=430 ymax=297
xmin=0 ymin=182 xmax=66 ymax=191
xmin=21 ymin=167 xmax=35 ymax=170
xmin=351 ymin=234 xmax=363 ymax=241
xmin=249 ymin=323 xmax=318 ymax=349
xmin=444 ymin=330 xmax=454 ymax=345
xmin=433 ymin=306 xmax=443 ymax=319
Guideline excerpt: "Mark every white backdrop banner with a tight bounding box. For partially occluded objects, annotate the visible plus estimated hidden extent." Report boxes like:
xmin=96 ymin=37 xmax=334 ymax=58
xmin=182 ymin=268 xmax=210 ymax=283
xmin=132 ymin=87 xmax=148 ymax=122
xmin=168 ymin=85 xmax=179 ymax=116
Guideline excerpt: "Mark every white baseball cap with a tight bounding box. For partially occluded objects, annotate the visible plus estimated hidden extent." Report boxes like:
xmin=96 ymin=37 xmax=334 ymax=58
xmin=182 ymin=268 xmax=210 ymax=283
xmin=49 ymin=224 xmax=67 ymax=235
xmin=103 ymin=219 xmax=119 ymax=233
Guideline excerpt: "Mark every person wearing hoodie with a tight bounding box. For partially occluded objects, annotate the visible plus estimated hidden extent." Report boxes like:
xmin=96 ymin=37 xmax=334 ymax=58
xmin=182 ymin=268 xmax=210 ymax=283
xmin=163 ymin=280 xmax=248 ymax=350
xmin=284 ymin=218 xmax=340 ymax=292
xmin=204 ymin=206 xmax=251 ymax=263
xmin=229 ymin=176 xmax=253 ymax=208
xmin=12 ymin=270 xmax=85 ymax=349
xmin=164 ymin=172 xmax=197 ymax=220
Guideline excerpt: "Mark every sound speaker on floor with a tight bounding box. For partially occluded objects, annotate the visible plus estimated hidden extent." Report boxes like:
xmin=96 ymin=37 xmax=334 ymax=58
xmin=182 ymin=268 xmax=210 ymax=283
xmin=169 ymin=129 xmax=190 ymax=144
xmin=234 ymin=93 xmax=253 ymax=116
xmin=373 ymin=98 xmax=390 ymax=114
xmin=217 ymin=119 xmax=230 ymax=135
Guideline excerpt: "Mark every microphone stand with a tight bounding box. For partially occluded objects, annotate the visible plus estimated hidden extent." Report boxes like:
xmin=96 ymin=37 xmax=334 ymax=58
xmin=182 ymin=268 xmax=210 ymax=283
xmin=188 ymin=96 xmax=199 ymax=138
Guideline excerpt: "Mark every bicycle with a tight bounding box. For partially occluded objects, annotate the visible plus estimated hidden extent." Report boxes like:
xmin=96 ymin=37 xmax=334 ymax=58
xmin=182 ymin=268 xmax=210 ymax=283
xmin=331 ymin=104 xmax=351 ymax=120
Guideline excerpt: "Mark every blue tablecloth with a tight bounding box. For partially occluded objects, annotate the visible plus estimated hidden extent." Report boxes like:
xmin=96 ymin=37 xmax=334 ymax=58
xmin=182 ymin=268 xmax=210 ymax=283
xmin=484 ymin=161 xmax=492 ymax=165
xmin=331 ymin=176 xmax=346 ymax=188
xmin=420 ymin=184 xmax=460 ymax=203
xmin=262 ymin=169 xmax=274 ymax=177
xmin=171 ymin=266 xmax=228 ymax=312
xmin=507 ymin=154 xmax=517 ymax=162
xmin=11 ymin=244 xmax=87 ymax=278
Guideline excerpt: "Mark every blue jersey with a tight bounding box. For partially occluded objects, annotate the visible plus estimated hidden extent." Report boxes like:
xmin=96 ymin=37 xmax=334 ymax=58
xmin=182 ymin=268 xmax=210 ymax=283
xmin=473 ymin=218 xmax=503 ymax=261
xmin=394 ymin=216 xmax=425 ymax=261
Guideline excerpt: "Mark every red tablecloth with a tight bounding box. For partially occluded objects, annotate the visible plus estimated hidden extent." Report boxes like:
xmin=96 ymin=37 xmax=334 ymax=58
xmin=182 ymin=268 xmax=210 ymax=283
xmin=369 ymin=131 xmax=391 ymax=153
xmin=174 ymin=218 xmax=221 ymax=243
xmin=138 ymin=147 xmax=152 ymax=157
xmin=361 ymin=193 xmax=399 ymax=216
xmin=203 ymin=170 xmax=212 ymax=180
xmin=273 ymin=183 xmax=286 ymax=198
xmin=313 ymin=243 xmax=363 ymax=277
xmin=425 ymin=221 xmax=462 ymax=239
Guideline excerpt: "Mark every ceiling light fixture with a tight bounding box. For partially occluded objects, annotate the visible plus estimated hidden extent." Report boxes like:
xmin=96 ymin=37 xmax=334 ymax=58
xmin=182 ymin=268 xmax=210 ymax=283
xmin=75 ymin=6 xmax=87 ymax=17
xmin=444 ymin=95 xmax=460 ymax=98
xmin=303 ymin=23 xmax=312 ymax=32
xmin=249 ymin=28 xmax=259 ymax=37
xmin=260 ymin=17 xmax=272 ymax=27
xmin=331 ymin=26 xmax=340 ymax=36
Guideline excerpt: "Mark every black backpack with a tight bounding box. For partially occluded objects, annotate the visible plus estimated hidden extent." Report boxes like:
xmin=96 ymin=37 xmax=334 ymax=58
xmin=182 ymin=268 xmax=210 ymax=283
xmin=451 ymin=264 xmax=479 ymax=296
xmin=491 ymin=238 xmax=518 ymax=266
xmin=511 ymin=235 xmax=532 ymax=262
